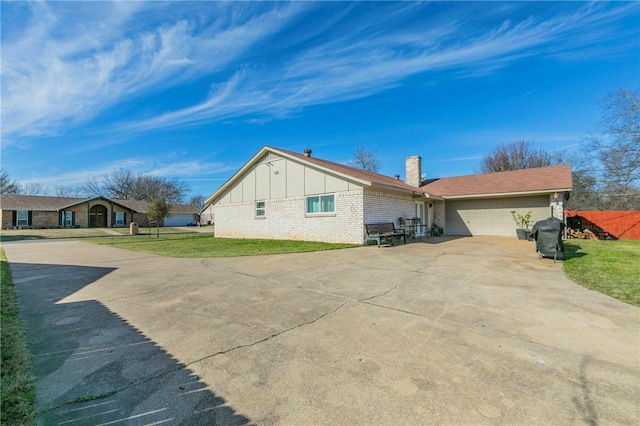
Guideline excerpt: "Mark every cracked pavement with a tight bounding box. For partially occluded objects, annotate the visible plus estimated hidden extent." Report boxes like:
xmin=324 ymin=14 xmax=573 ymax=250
xmin=3 ymin=237 xmax=639 ymax=425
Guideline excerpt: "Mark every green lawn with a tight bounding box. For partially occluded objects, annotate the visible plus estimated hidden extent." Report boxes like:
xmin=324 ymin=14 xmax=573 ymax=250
xmin=87 ymin=234 xmax=357 ymax=257
xmin=564 ymin=240 xmax=640 ymax=306
xmin=1 ymin=249 xmax=36 ymax=425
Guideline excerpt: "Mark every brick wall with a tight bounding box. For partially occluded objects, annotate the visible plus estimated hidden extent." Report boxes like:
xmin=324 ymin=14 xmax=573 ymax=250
xmin=363 ymin=190 xmax=415 ymax=229
xmin=214 ymin=190 xmax=365 ymax=244
xmin=1 ymin=204 xmax=150 ymax=229
xmin=405 ymin=156 xmax=422 ymax=187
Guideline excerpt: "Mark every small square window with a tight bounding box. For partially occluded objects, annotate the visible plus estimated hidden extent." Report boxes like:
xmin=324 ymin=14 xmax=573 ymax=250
xmin=256 ymin=201 xmax=266 ymax=217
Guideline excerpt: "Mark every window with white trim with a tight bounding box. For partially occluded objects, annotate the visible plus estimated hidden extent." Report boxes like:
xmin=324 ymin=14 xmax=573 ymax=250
xmin=256 ymin=201 xmax=266 ymax=217
xmin=306 ymin=194 xmax=335 ymax=214
xmin=64 ymin=211 xmax=73 ymax=226
xmin=17 ymin=210 xmax=29 ymax=226
xmin=115 ymin=212 xmax=125 ymax=225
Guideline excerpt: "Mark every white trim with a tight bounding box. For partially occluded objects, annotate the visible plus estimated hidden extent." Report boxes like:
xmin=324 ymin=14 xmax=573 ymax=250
xmin=441 ymin=189 xmax=571 ymax=200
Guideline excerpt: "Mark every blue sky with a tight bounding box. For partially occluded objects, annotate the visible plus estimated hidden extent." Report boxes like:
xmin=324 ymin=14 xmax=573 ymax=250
xmin=2 ymin=1 xmax=639 ymax=200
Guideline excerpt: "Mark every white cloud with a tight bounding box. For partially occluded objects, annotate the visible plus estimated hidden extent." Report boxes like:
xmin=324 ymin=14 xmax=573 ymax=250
xmin=2 ymin=2 xmax=637 ymax=144
xmin=1 ymin=2 xmax=305 ymax=144
xmin=118 ymin=2 xmax=639 ymax=134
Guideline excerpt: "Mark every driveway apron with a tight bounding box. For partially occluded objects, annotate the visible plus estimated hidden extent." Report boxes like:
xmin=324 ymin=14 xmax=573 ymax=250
xmin=3 ymin=237 xmax=638 ymax=425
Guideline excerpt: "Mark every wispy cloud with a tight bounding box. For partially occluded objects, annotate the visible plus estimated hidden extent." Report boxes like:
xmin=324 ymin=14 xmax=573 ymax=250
xmin=118 ymin=2 xmax=638 ymax=134
xmin=1 ymin=1 xmax=305 ymax=145
xmin=2 ymin=2 xmax=637 ymax=145
xmin=20 ymin=155 xmax=237 ymax=192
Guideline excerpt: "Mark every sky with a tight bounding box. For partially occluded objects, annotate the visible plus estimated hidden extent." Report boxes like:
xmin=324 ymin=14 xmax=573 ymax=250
xmin=2 ymin=1 xmax=639 ymax=200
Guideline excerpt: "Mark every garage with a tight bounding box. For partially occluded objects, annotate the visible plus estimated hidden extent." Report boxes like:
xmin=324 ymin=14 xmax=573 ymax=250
xmin=164 ymin=214 xmax=196 ymax=227
xmin=445 ymin=195 xmax=551 ymax=237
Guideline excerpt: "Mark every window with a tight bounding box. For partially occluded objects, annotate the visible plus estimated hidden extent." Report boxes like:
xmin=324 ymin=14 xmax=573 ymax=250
xmin=256 ymin=201 xmax=266 ymax=217
xmin=306 ymin=194 xmax=335 ymax=214
xmin=115 ymin=212 xmax=125 ymax=225
xmin=64 ymin=212 xmax=73 ymax=227
xmin=17 ymin=210 xmax=29 ymax=226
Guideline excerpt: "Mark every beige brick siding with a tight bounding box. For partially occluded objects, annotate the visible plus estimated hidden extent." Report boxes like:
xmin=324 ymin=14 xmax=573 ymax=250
xmin=363 ymin=190 xmax=415 ymax=229
xmin=1 ymin=211 xmax=60 ymax=229
xmin=1 ymin=203 xmax=150 ymax=229
xmin=214 ymin=190 xmax=364 ymax=244
xmin=405 ymin=156 xmax=422 ymax=187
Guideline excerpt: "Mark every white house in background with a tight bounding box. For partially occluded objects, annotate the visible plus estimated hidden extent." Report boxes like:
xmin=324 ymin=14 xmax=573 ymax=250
xmin=204 ymin=146 xmax=572 ymax=244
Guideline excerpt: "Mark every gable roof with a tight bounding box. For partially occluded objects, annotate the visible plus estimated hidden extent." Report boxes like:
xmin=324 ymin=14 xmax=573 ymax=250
xmin=276 ymin=147 xmax=424 ymax=193
xmin=419 ymin=164 xmax=572 ymax=198
xmin=0 ymin=194 xmax=197 ymax=214
xmin=206 ymin=146 xmax=429 ymax=205
xmin=206 ymin=146 xmax=573 ymax=205
xmin=0 ymin=195 xmax=89 ymax=211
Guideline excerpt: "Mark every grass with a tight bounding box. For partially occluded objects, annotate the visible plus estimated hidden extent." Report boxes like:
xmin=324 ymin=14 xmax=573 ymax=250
xmin=564 ymin=240 xmax=640 ymax=306
xmin=1 ymin=249 xmax=37 ymax=425
xmin=0 ymin=226 xmax=205 ymax=242
xmin=87 ymin=234 xmax=357 ymax=257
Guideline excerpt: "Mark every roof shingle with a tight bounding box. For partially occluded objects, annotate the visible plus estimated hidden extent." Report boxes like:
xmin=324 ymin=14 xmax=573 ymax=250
xmin=419 ymin=165 xmax=572 ymax=197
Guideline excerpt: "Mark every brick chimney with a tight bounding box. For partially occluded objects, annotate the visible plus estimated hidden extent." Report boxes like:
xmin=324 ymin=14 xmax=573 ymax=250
xmin=405 ymin=156 xmax=422 ymax=187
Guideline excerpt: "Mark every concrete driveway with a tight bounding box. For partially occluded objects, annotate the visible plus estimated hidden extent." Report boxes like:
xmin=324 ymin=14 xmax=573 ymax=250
xmin=4 ymin=237 xmax=638 ymax=425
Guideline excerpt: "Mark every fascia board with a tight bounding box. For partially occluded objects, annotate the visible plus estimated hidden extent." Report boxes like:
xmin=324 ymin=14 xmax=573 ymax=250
xmin=441 ymin=188 xmax=572 ymax=200
xmin=269 ymin=147 xmax=372 ymax=187
xmin=205 ymin=146 xmax=272 ymax=205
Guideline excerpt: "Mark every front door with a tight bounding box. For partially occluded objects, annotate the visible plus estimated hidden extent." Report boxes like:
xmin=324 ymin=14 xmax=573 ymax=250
xmin=90 ymin=205 xmax=107 ymax=228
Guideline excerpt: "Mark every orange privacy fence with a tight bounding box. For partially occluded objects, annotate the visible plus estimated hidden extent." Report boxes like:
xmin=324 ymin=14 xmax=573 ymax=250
xmin=565 ymin=210 xmax=640 ymax=240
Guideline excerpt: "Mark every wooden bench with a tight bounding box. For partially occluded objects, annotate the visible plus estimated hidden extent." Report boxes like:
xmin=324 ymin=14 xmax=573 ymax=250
xmin=364 ymin=223 xmax=407 ymax=247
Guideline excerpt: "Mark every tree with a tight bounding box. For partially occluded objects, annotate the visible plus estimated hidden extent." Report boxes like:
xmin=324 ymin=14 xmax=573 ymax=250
xmin=21 ymin=182 xmax=45 ymax=196
xmin=147 ymin=197 xmax=172 ymax=223
xmin=566 ymin=170 xmax=601 ymax=210
xmin=54 ymin=185 xmax=84 ymax=198
xmin=352 ymin=146 xmax=381 ymax=172
xmin=479 ymin=140 xmax=551 ymax=173
xmin=92 ymin=168 xmax=189 ymax=204
xmin=0 ymin=168 xmax=21 ymax=194
xmin=82 ymin=177 xmax=104 ymax=198
xmin=589 ymin=88 xmax=640 ymax=210
xmin=189 ymin=195 xmax=206 ymax=212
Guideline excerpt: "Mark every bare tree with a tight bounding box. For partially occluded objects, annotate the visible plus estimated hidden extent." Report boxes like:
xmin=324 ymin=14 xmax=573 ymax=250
xmin=103 ymin=168 xmax=135 ymax=200
xmin=82 ymin=177 xmax=104 ymax=198
xmin=189 ymin=195 xmax=206 ymax=211
xmin=0 ymin=168 xmax=21 ymax=194
xmin=589 ymin=88 xmax=640 ymax=210
xmin=566 ymin=170 xmax=601 ymax=210
xmin=21 ymin=182 xmax=45 ymax=195
xmin=55 ymin=185 xmax=84 ymax=198
xmin=352 ymin=146 xmax=381 ymax=172
xmin=479 ymin=140 xmax=551 ymax=173
xmin=96 ymin=168 xmax=189 ymax=204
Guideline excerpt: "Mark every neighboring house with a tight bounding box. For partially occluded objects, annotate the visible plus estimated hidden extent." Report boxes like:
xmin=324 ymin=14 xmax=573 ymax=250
xmin=204 ymin=146 xmax=573 ymax=244
xmin=0 ymin=195 xmax=198 ymax=229
xmin=200 ymin=204 xmax=215 ymax=225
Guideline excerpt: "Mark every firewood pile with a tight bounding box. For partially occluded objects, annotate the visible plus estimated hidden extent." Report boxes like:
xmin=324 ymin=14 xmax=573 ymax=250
xmin=567 ymin=227 xmax=599 ymax=240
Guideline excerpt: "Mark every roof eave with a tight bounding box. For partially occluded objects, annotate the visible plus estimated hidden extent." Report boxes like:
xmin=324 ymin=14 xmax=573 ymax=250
xmin=270 ymin=147 xmax=372 ymax=187
xmin=441 ymin=188 xmax=572 ymax=200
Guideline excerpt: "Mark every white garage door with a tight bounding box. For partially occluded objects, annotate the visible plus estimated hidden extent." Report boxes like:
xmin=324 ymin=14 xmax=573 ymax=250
xmin=445 ymin=196 xmax=550 ymax=237
xmin=164 ymin=214 xmax=195 ymax=226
